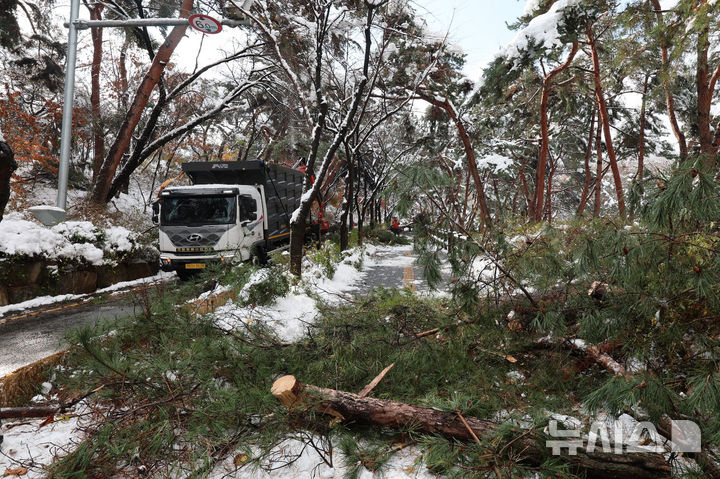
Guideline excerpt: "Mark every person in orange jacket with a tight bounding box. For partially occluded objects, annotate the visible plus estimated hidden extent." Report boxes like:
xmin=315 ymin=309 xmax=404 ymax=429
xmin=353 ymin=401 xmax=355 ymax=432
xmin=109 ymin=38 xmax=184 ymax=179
xmin=391 ymin=217 xmax=400 ymax=236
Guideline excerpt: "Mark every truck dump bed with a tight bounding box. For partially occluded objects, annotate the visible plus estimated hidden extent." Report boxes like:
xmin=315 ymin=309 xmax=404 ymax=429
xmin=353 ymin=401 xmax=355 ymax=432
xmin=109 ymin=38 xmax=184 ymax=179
xmin=182 ymin=161 xmax=304 ymax=247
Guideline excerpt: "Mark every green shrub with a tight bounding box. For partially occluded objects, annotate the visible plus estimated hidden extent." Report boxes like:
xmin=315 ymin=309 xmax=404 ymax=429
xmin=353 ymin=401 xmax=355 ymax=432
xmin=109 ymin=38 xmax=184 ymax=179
xmin=306 ymin=242 xmax=342 ymax=278
xmin=365 ymin=227 xmax=410 ymax=245
xmin=239 ymin=265 xmax=290 ymax=306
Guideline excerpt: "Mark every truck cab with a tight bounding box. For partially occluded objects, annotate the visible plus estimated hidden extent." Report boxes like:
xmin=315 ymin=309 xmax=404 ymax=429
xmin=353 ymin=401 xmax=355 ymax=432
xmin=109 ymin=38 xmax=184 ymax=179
xmin=157 ymin=184 xmax=266 ymax=277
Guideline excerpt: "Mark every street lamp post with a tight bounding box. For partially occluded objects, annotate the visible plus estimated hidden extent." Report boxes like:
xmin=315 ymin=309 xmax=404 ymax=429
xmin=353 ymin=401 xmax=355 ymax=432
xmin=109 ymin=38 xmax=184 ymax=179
xmin=57 ymin=0 xmax=81 ymax=212
xmin=29 ymin=0 xmax=80 ymax=225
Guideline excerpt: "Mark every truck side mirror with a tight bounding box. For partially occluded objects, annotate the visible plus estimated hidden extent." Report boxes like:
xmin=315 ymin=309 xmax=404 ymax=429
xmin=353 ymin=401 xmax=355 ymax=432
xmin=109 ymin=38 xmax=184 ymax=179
xmin=152 ymin=202 xmax=160 ymax=225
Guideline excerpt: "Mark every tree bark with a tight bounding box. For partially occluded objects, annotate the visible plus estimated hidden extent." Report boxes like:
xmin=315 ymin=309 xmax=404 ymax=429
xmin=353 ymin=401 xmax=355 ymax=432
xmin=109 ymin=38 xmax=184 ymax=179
xmin=650 ymin=0 xmax=688 ymax=162
xmin=89 ymin=3 xmax=104 ymax=182
xmin=119 ymin=37 xmax=129 ymax=112
xmin=588 ymin=28 xmax=626 ymax=219
xmin=577 ymin=107 xmax=597 ymax=216
xmin=271 ymin=375 xmax=671 ymax=479
xmin=90 ymin=0 xmax=194 ymax=204
xmin=637 ymin=73 xmax=649 ymax=183
xmin=536 ymin=336 xmax=627 ymax=377
xmin=339 ymin=156 xmax=352 ymax=251
xmin=0 ymin=138 xmax=17 ymax=222
xmin=1 ymin=407 xmax=57 ymax=419
xmin=594 ymin=109 xmax=604 ymax=217
xmin=587 ymin=28 xmax=626 ymax=219
xmin=416 ymin=92 xmax=492 ymax=230
xmin=532 ymin=42 xmax=578 ymax=222
xmin=695 ymin=18 xmax=719 ymax=170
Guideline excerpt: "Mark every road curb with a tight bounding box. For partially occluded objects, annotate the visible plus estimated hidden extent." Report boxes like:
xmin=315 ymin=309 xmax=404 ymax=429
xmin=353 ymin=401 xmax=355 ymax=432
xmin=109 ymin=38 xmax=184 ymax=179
xmin=0 ymin=350 xmax=67 ymax=407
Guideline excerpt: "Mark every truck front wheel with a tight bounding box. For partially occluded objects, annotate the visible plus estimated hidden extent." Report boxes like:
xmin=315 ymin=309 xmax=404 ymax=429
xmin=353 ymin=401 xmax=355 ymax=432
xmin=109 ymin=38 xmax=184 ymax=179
xmin=252 ymin=244 xmax=269 ymax=266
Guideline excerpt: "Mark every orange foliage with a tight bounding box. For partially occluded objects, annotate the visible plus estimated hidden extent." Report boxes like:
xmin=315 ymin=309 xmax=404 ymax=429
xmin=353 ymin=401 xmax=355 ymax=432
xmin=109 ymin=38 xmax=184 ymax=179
xmin=0 ymin=88 xmax=87 ymax=196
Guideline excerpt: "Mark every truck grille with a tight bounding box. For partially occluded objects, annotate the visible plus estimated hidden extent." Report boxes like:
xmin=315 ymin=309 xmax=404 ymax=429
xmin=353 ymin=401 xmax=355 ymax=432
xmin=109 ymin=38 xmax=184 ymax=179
xmin=162 ymin=225 xmax=230 ymax=247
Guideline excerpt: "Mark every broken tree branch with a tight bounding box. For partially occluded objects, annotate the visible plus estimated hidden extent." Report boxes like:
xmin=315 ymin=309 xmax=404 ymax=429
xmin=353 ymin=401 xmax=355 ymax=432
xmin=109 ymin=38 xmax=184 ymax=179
xmin=536 ymin=336 xmax=627 ymax=377
xmin=0 ymin=407 xmax=57 ymax=419
xmin=358 ymin=363 xmax=394 ymax=398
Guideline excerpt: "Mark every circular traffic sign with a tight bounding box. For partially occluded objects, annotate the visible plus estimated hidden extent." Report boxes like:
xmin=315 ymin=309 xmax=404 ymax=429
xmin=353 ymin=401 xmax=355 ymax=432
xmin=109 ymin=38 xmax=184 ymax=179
xmin=189 ymin=14 xmax=222 ymax=34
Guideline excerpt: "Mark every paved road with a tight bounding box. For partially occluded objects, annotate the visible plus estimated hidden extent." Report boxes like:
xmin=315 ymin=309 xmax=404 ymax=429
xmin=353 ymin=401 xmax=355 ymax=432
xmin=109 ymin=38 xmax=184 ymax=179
xmin=351 ymin=242 xmax=429 ymax=294
xmin=0 ymin=297 xmax=138 ymax=378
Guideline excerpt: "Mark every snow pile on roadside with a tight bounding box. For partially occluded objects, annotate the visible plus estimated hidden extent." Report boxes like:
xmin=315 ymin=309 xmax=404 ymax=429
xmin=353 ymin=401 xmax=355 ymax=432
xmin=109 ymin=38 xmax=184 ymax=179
xmin=304 ymin=243 xmax=381 ymax=301
xmin=212 ymin=244 xmax=408 ymax=342
xmin=209 ymin=437 xmax=435 ymax=479
xmin=103 ymin=226 xmax=137 ymax=254
xmin=0 ymin=214 xmax=138 ymax=265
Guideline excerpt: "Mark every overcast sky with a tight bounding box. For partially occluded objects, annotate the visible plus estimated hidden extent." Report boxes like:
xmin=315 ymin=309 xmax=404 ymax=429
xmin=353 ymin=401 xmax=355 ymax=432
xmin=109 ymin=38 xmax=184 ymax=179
xmin=413 ymin=0 xmax=527 ymax=81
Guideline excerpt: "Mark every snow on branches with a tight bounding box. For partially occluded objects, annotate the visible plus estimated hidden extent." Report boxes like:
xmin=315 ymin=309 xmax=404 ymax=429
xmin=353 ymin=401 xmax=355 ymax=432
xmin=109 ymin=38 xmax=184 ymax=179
xmin=501 ymin=0 xmax=581 ymax=63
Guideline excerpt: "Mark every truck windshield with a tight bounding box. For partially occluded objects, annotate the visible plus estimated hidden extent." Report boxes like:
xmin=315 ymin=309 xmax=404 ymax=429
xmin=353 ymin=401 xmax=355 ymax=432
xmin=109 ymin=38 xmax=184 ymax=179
xmin=161 ymin=196 xmax=237 ymax=226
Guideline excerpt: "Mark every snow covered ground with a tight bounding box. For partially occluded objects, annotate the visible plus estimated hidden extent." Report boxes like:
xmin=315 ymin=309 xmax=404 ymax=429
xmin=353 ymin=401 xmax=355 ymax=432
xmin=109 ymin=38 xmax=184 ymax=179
xmin=0 ymin=402 xmax=91 ymax=478
xmin=209 ymin=438 xmax=435 ymax=479
xmin=1 ymin=243 xmax=425 ymax=478
xmin=213 ymin=243 xmax=415 ymax=342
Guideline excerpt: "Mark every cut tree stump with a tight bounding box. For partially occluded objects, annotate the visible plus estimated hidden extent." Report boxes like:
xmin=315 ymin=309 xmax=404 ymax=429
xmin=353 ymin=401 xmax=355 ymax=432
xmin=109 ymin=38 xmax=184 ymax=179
xmin=271 ymin=375 xmax=671 ymax=479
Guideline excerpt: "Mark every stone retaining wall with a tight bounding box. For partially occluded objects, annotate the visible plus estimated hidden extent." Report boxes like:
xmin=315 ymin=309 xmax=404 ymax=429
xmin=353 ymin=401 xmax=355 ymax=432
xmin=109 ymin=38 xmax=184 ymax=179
xmin=0 ymin=259 xmax=160 ymax=306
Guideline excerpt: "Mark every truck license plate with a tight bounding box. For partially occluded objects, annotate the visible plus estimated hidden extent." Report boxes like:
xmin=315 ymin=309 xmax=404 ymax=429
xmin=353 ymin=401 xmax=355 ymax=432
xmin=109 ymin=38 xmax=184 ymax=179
xmin=185 ymin=263 xmax=206 ymax=270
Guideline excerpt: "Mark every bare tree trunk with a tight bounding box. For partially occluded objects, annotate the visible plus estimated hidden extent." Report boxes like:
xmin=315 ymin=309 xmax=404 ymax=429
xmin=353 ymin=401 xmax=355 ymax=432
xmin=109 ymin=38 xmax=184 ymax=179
xmin=637 ymin=74 xmax=649 ymax=182
xmin=0 ymin=136 xmax=16 ymax=222
xmin=695 ymin=19 xmax=720 ymax=170
xmin=339 ymin=154 xmax=353 ymax=251
xmin=416 ymin=93 xmax=492 ymax=230
xmin=531 ymin=42 xmax=578 ymax=222
xmin=90 ymin=0 xmax=194 ymax=204
xmin=594 ymin=110 xmax=604 ymax=218
xmin=588 ymin=28 xmax=626 ymax=219
xmin=576 ymin=107 xmax=597 ymax=216
xmin=119 ymin=36 xmax=129 ymax=111
xmin=89 ymin=3 xmax=104 ymax=181
xmin=545 ymin=152 xmax=557 ymax=222
xmin=289 ymin=4 xmax=378 ymax=276
xmin=356 ymin=196 xmax=365 ymax=247
xmin=649 ymin=0 xmax=688 ymax=162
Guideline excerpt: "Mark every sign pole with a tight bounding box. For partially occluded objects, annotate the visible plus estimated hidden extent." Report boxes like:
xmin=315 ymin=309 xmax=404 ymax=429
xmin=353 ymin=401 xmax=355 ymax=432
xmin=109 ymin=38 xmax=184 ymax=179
xmin=57 ymin=0 xmax=81 ymax=213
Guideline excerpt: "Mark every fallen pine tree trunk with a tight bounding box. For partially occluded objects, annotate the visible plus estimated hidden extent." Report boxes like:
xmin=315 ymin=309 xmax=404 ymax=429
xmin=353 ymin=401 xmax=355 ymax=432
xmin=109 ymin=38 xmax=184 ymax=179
xmin=271 ymin=375 xmax=671 ymax=478
xmin=0 ymin=406 xmax=57 ymax=419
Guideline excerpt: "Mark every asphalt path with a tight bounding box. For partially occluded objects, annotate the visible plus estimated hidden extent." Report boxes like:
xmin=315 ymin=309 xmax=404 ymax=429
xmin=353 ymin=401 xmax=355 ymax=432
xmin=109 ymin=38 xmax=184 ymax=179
xmin=0 ymin=296 xmax=138 ymax=378
xmin=350 ymin=241 xmax=429 ymax=294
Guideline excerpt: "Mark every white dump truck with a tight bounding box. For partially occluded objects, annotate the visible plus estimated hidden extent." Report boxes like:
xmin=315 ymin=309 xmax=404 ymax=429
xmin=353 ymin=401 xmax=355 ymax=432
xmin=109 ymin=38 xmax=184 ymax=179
xmin=153 ymin=160 xmax=304 ymax=279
